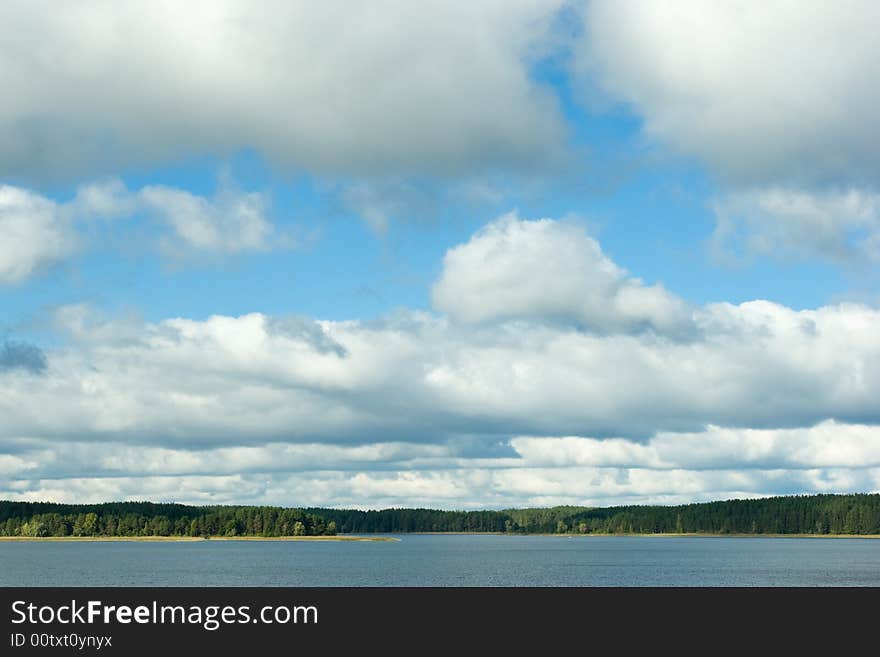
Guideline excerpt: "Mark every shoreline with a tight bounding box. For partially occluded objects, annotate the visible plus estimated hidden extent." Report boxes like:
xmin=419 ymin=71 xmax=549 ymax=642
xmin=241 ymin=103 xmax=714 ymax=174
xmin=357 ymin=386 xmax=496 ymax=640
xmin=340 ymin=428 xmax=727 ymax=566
xmin=2 ymin=533 xmax=878 ymax=542
xmin=382 ymin=531 xmax=880 ymax=539
xmin=0 ymin=535 xmax=398 ymax=543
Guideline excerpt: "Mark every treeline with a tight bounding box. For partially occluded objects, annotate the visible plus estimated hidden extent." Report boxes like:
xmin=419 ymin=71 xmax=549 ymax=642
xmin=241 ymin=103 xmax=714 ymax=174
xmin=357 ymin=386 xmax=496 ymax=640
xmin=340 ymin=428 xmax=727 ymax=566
xmin=2 ymin=494 xmax=879 ymax=537
xmin=309 ymin=494 xmax=880 ymax=535
xmin=529 ymin=494 xmax=880 ymax=535
xmin=0 ymin=501 xmax=336 ymax=538
xmin=305 ymin=508 xmax=511 ymax=534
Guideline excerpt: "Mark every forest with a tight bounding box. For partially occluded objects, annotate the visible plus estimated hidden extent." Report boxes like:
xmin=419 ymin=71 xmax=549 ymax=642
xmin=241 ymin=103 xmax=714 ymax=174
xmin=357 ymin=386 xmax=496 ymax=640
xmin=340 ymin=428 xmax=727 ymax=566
xmin=310 ymin=493 xmax=880 ymax=535
xmin=1 ymin=494 xmax=878 ymax=537
xmin=0 ymin=501 xmax=336 ymax=538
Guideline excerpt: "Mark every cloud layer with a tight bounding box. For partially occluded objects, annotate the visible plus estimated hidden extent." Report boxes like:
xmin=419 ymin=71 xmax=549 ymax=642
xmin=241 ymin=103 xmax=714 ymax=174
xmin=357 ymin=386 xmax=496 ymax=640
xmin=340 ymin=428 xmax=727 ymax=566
xmin=579 ymin=1 xmax=880 ymax=264
xmin=3 ymin=214 xmax=879 ymax=506
xmin=6 ymin=2 xmax=879 ymax=271
xmin=3 ymin=4 xmax=880 ymax=507
xmin=0 ymin=0 xmax=567 ymax=180
xmin=579 ymin=0 xmax=880 ymax=187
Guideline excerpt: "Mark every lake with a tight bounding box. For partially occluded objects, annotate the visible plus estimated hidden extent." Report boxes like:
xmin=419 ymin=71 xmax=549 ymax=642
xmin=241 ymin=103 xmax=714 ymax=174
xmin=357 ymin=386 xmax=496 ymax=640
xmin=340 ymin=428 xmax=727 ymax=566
xmin=2 ymin=535 xmax=880 ymax=586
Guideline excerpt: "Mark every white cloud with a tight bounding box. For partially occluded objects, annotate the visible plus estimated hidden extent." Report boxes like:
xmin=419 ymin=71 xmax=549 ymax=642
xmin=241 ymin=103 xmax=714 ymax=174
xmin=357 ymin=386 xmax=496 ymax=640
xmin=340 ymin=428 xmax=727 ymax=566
xmin=0 ymin=184 xmax=75 ymax=284
xmin=70 ymin=178 xmax=138 ymax=220
xmin=76 ymin=175 xmax=283 ymax=253
xmin=577 ymin=2 xmax=880 ymax=268
xmin=4 ymin=212 xmax=880 ymax=506
xmin=578 ymin=0 xmax=880 ymax=187
xmin=140 ymin=183 xmax=278 ymax=253
xmin=5 ymin=215 xmax=878 ymax=448
xmin=0 ymin=178 xmax=286 ymax=284
xmin=432 ymin=213 xmax=690 ymax=334
xmin=712 ymin=187 xmax=880 ymax=263
xmin=0 ymin=0 xmax=568 ymax=180
xmin=4 ymin=456 xmax=879 ymax=508
xmin=0 ymin=439 xmax=454 ymax=480
xmin=511 ymin=421 xmax=880 ymax=470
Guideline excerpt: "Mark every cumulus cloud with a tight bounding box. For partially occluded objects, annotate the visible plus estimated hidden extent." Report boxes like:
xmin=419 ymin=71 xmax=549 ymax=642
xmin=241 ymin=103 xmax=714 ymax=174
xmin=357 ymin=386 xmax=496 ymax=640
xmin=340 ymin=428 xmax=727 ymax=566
xmin=3 ymin=213 xmax=879 ymax=506
xmin=432 ymin=213 xmax=691 ymax=334
xmin=577 ymin=1 xmax=880 ymax=267
xmin=0 ymin=185 xmax=75 ymax=284
xmin=0 ymin=178 xmax=286 ymax=283
xmin=578 ymin=0 xmax=880 ymax=187
xmin=2 ymin=306 xmax=728 ymax=446
xmin=0 ymin=0 xmax=568 ymax=180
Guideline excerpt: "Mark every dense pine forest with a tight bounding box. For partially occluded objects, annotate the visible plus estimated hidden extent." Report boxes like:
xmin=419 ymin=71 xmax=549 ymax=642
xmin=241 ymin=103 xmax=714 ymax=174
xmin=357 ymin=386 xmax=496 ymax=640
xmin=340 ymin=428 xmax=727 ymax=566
xmin=0 ymin=501 xmax=336 ymax=538
xmin=310 ymin=494 xmax=880 ymax=535
xmin=1 ymin=494 xmax=879 ymax=538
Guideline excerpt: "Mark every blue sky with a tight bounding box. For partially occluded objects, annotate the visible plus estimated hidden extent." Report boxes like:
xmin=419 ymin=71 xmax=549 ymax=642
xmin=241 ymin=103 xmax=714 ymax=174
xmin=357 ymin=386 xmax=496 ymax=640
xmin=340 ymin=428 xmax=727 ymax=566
xmin=1 ymin=124 xmax=853 ymax=329
xmin=1 ymin=1 xmax=879 ymax=508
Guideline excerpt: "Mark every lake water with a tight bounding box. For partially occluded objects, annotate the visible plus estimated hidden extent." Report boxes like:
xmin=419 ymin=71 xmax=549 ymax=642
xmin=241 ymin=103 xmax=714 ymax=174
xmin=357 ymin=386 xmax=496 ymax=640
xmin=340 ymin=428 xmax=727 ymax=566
xmin=2 ymin=535 xmax=880 ymax=586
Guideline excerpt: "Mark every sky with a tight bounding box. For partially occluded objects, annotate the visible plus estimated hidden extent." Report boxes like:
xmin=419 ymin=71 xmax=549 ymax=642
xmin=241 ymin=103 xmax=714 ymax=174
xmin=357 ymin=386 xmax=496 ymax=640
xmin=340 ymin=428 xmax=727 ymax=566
xmin=2 ymin=1 xmax=880 ymax=509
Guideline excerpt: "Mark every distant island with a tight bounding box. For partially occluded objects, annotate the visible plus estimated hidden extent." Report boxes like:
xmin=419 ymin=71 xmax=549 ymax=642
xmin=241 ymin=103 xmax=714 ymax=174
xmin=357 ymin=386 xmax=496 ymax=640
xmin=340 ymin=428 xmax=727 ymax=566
xmin=1 ymin=493 xmax=879 ymax=539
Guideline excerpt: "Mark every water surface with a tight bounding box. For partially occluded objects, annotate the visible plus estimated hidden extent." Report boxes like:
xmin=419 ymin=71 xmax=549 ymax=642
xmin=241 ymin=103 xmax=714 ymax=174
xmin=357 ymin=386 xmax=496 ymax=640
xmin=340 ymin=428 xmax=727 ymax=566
xmin=2 ymin=535 xmax=879 ymax=586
